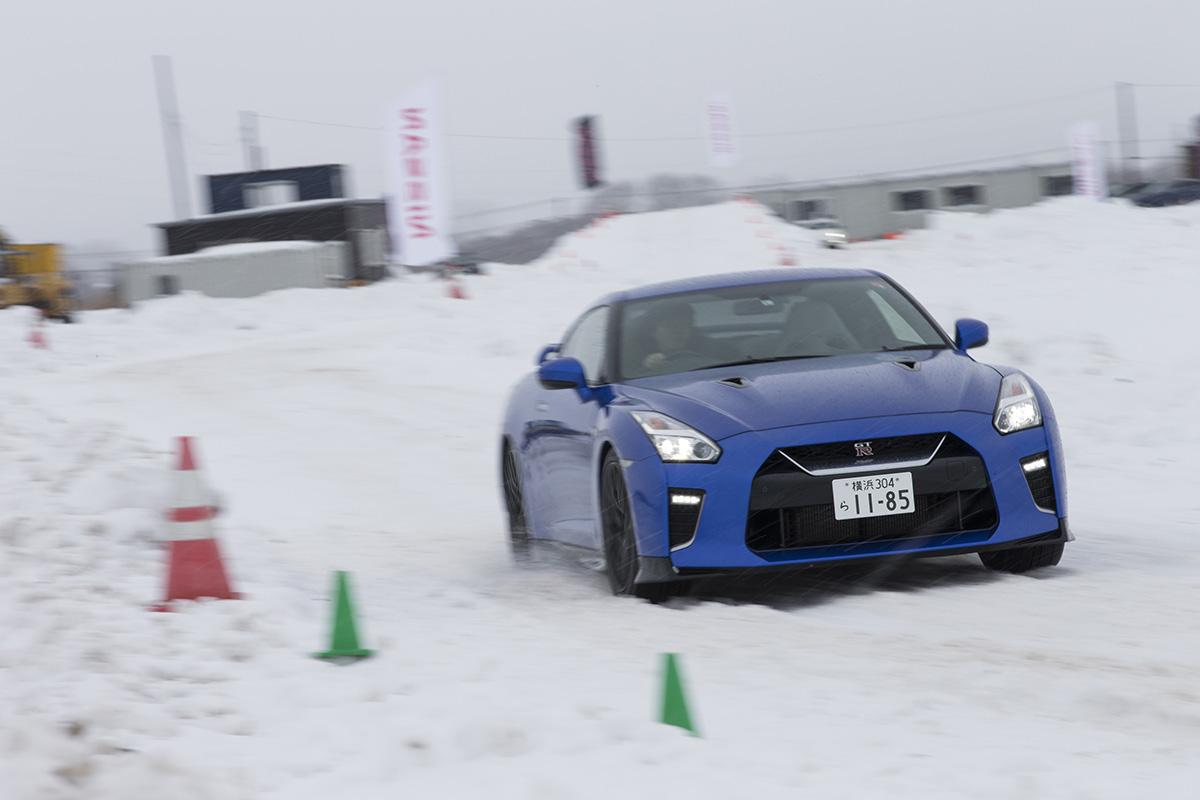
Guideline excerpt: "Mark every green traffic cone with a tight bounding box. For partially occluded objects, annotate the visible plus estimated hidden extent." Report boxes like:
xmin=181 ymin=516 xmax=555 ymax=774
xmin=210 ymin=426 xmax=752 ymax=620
xmin=314 ymin=570 xmax=374 ymax=661
xmin=659 ymin=652 xmax=698 ymax=735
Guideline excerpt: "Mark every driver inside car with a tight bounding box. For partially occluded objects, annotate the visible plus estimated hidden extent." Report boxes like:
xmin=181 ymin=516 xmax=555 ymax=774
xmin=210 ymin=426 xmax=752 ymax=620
xmin=642 ymin=302 xmax=703 ymax=370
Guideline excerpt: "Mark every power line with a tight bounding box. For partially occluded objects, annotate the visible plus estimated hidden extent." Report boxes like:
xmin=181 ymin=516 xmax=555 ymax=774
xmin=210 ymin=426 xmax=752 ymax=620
xmin=612 ymin=88 xmax=1108 ymax=142
xmin=257 ymin=114 xmax=566 ymax=140
xmin=258 ymin=114 xmax=381 ymax=132
xmin=259 ymin=87 xmax=1108 ymax=145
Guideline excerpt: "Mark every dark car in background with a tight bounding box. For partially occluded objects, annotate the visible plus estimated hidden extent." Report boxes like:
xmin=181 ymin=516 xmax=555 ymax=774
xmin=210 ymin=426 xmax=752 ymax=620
xmin=1128 ymin=179 xmax=1200 ymax=207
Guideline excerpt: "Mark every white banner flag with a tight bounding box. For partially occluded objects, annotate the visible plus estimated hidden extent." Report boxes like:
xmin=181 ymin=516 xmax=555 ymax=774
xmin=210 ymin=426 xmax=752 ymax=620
xmin=1070 ymin=122 xmax=1108 ymax=200
xmin=705 ymin=96 xmax=740 ymax=168
xmin=385 ymin=82 xmax=454 ymax=266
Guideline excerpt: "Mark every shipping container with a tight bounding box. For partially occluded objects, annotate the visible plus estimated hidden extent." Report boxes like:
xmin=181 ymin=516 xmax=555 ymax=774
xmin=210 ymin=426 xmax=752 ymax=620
xmin=119 ymin=241 xmax=348 ymax=305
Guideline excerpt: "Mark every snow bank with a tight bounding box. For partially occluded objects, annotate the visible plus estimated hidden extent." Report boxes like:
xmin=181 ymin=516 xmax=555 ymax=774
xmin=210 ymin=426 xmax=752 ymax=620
xmin=1 ymin=199 xmax=1197 ymax=798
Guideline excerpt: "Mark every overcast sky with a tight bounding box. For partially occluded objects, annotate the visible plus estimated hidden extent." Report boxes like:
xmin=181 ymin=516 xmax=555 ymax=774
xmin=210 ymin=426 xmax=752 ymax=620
xmin=4 ymin=0 xmax=1200 ymax=260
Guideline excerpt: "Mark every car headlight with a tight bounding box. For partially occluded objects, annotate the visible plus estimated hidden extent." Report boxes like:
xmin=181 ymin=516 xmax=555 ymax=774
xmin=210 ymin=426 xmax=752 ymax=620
xmin=631 ymin=411 xmax=721 ymax=463
xmin=994 ymin=373 xmax=1042 ymax=434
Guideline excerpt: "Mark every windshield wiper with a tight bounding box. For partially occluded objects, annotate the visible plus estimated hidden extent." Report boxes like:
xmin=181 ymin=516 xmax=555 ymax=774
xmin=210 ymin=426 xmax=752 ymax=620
xmin=878 ymin=343 xmax=949 ymax=352
xmin=690 ymin=354 xmax=831 ymax=371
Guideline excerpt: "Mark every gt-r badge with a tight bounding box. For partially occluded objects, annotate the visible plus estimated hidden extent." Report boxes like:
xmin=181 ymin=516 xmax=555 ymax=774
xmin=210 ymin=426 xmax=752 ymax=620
xmin=854 ymin=441 xmax=874 ymax=458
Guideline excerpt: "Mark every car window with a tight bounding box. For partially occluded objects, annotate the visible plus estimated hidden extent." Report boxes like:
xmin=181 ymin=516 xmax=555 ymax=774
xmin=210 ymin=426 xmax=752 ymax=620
xmin=866 ymin=288 xmax=924 ymax=342
xmin=559 ymin=306 xmax=610 ymax=383
xmin=618 ymin=277 xmax=947 ymax=380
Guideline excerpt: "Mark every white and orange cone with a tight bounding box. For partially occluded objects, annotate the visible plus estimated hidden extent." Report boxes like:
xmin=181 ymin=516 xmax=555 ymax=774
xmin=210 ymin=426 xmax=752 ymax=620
xmin=27 ymin=319 xmax=48 ymax=350
xmin=151 ymin=436 xmax=238 ymax=610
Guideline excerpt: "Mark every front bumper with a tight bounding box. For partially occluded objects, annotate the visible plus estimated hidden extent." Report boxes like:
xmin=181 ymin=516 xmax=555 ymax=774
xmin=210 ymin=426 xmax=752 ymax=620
xmin=623 ymin=411 xmax=1068 ymax=574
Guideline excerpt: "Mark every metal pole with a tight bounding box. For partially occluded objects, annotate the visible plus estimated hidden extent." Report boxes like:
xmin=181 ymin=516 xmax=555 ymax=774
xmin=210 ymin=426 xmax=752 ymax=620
xmin=1115 ymin=82 xmax=1140 ymax=182
xmin=239 ymin=110 xmax=262 ymax=171
xmin=152 ymin=55 xmax=192 ymax=219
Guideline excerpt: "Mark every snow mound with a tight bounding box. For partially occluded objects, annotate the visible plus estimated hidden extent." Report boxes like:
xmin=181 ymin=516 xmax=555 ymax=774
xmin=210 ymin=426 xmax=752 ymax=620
xmin=1 ymin=197 xmax=1197 ymax=798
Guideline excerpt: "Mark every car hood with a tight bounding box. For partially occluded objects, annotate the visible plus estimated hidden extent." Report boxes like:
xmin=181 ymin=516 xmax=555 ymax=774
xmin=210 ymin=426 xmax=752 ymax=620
xmin=617 ymin=349 xmax=1001 ymax=440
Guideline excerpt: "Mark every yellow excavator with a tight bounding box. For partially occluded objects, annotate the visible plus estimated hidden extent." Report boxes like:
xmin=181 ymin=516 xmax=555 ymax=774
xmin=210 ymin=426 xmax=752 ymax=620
xmin=0 ymin=228 xmax=74 ymax=321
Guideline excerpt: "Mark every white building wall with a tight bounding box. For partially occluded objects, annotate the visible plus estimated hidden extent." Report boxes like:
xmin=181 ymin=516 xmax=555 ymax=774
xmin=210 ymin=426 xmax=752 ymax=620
xmin=761 ymin=163 xmax=1075 ymax=241
xmin=120 ymin=241 xmax=348 ymax=305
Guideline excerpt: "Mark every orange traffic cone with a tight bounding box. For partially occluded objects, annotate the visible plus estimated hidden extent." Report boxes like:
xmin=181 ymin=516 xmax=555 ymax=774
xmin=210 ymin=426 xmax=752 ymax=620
xmin=28 ymin=320 xmax=48 ymax=350
xmin=446 ymin=279 xmax=467 ymax=300
xmin=151 ymin=437 xmax=238 ymax=610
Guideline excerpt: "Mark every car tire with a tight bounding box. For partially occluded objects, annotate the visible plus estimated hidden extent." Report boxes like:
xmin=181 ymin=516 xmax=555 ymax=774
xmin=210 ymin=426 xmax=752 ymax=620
xmin=501 ymin=443 xmax=531 ymax=558
xmin=599 ymin=450 xmax=644 ymax=597
xmin=597 ymin=454 xmax=683 ymax=603
xmin=979 ymin=542 xmax=1064 ymax=573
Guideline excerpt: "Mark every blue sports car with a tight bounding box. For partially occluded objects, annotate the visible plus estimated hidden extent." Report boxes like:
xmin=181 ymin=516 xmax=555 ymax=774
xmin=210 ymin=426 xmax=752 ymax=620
xmin=500 ymin=269 xmax=1070 ymax=599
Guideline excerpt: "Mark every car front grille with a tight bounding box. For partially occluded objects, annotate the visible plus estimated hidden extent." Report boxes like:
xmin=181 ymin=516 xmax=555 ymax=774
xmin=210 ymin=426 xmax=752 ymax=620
xmin=772 ymin=432 xmax=947 ymax=474
xmin=746 ymin=433 xmax=998 ymax=553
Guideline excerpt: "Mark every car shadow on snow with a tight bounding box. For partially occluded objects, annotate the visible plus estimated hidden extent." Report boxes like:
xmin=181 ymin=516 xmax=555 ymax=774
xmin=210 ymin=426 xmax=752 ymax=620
xmin=678 ymin=555 xmax=1027 ymax=610
xmin=507 ymin=542 xmax=1073 ymax=610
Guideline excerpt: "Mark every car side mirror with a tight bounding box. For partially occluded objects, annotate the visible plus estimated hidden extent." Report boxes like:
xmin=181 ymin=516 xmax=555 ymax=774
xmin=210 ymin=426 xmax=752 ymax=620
xmin=536 ymin=344 xmax=560 ymax=365
xmin=954 ymin=318 xmax=989 ymax=350
xmin=538 ymin=356 xmax=587 ymax=390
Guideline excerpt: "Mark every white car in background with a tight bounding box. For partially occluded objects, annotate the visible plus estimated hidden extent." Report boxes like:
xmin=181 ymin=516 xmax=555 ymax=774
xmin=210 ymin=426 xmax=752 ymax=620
xmin=794 ymin=218 xmax=849 ymax=249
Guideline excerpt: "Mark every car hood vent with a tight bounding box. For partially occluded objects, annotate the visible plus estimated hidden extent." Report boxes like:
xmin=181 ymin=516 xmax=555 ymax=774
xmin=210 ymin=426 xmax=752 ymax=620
xmin=718 ymin=376 xmax=749 ymax=388
xmin=893 ymin=358 xmax=920 ymax=371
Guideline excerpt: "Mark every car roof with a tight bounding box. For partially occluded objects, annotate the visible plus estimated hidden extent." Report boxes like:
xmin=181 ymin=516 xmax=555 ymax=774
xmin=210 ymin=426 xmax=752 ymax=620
xmin=599 ymin=268 xmax=880 ymax=304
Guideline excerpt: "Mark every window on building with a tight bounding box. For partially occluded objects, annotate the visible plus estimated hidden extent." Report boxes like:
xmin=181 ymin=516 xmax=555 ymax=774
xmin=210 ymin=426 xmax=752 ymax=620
xmin=1042 ymin=175 xmax=1074 ymax=197
xmin=892 ymin=190 xmax=932 ymax=212
xmin=789 ymin=198 xmax=831 ymax=221
xmin=943 ymin=185 xmax=984 ymax=206
xmin=157 ymin=275 xmax=180 ymax=296
xmin=244 ymin=181 xmax=300 ymax=208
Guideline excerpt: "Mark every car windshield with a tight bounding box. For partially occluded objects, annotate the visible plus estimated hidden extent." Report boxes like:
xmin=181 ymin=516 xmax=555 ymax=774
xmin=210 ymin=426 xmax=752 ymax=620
xmin=617 ymin=277 xmax=948 ymax=380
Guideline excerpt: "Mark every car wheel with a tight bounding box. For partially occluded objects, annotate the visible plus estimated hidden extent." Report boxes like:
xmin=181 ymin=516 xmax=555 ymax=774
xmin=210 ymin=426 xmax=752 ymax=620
xmin=599 ymin=451 xmax=643 ymax=596
xmin=597 ymin=454 xmax=680 ymax=603
xmin=501 ymin=443 xmax=530 ymax=557
xmin=979 ymin=542 xmax=1064 ymax=573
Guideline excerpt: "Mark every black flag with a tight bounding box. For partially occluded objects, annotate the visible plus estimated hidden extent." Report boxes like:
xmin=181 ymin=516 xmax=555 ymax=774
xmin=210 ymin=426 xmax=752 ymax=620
xmin=574 ymin=116 xmax=603 ymax=189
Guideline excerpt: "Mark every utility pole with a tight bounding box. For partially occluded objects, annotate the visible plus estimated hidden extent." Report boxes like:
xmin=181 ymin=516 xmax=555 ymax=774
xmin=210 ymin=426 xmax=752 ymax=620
xmin=1114 ymin=82 xmax=1140 ymax=183
xmin=152 ymin=55 xmax=193 ymax=219
xmin=239 ymin=110 xmax=266 ymax=171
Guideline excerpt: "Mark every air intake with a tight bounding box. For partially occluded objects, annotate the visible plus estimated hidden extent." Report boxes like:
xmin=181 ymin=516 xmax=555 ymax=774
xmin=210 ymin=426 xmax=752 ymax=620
xmin=1021 ymin=452 xmax=1057 ymax=513
xmin=668 ymin=489 xmax=704 ymax=550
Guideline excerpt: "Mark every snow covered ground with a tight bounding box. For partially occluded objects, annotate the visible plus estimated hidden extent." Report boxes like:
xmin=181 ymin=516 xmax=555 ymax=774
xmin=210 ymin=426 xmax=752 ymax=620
xmin=2 ymin=199 xmax=1197 ymax=798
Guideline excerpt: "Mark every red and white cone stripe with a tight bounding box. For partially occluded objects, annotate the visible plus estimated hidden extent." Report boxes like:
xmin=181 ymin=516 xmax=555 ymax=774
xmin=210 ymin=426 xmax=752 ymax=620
xmin=153 ymin=436 xmax=238 ymax=608
xmin=168 ymin=437 xmax=216 ymax=541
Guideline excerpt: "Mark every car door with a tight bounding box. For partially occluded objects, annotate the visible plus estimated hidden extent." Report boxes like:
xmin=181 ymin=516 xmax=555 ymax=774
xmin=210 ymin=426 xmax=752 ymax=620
xmin=531 ymin=306 xmax=611 ymax=547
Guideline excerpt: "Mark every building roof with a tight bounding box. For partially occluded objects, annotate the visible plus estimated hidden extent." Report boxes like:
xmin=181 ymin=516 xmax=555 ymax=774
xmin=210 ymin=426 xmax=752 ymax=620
xmin=132 ymin=240 xmax=332 ymax=265
xmin=156 ymin=197 xmax=384 ymax=228
xmin=754 ymin=160 xmax=1072 ymax=197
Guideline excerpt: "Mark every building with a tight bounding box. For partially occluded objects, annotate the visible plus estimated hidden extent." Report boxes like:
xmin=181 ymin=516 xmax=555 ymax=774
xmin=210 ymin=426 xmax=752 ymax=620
xmin=154 ymin=165 xmax=390 ymax=283
xmin=753 ymin=162 xmax=1075 ymax=240
xmin=120 ymin=241 xmax=348 ymax=305
xmin=206 ymin=164 xmax=347 ymax=214
xmin=156 ymin=198 xmax=389 ymax=283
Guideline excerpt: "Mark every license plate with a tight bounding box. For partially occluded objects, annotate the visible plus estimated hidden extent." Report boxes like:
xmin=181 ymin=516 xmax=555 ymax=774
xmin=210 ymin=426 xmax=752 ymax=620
xmin=832 ymin=471 xmax=915 ymax=521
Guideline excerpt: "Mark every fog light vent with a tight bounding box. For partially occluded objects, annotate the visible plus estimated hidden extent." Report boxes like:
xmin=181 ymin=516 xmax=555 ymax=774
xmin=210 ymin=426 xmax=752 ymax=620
xmin=1020 ymin=452 xmax=1057 ymax=513
xmin=668 ymin=490 xmax=704 ymax=550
